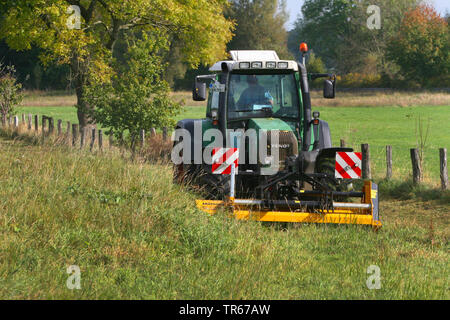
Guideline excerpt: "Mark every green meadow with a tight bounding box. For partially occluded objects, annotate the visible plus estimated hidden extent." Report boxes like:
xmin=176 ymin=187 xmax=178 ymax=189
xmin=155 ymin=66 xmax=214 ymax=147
xmin=17 ymin=100 xmax=450 ymax=183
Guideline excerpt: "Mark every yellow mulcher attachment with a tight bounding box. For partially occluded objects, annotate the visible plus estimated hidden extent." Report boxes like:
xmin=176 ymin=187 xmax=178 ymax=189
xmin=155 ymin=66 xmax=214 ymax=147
xmin=196 ymin=165 xmax=382 ymax=230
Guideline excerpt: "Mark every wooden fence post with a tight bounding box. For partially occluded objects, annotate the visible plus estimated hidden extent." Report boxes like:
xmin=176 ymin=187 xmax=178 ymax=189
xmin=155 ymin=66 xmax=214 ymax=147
xmin=98 ymin=130 xmax=103 ymax=151
xmin=41 ymin=117 xmax=46 ymax=142
xmin=80 ymin=127 xmax=85 ymax=148
xmin=48 ymin=117 xmax=54 ymax=134
xmin=140 ymin=129 xmax=145 ymax=148
xmin=131 ymin=134 xmax=136 ymax=156
xmin=361 ymin=144 xmax=371 ymax=179
xmin=66 ymin=122 xmax=71 ymax=135
xmin=386 ymin=145 xmax=392 ymax=180
xmin=340 ymin=139 xmax=346 ymax=148
xmin=109 ymin=134 xmax=114 ymax=149
xmin=57 ymin=119 xmax=62 ymax=136
xmin=119 ymin=132 xmax=124 ymax=146
xmin=163 ymin=127 xmax=168 ymax=141
xmin=72 ymin=124 xmax=79 ymax=147
xmin=440 ymin=148 xmax=448 ymax=190
xmin=90 ymin=128 xmax=96 ymax=151
xmin=13 ymin=116 xmax=19 ymax=129
xmin=41 ymin=116 xmax=46 ymax=133
xmin=21 ymin=114 xmax=25 ymax=124
xmin=410 ymin=148 xmax=422 ymax=185
xmin=150 ymin=128 xmax=156 ymax=137
xmin=27 ymin=114 xmax=32 ymax=130
xmin=34 ymin=115 xmax=38 ymax=132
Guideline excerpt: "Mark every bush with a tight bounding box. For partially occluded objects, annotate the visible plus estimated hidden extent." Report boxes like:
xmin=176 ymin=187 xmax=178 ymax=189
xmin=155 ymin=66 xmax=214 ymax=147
xmin=337 ymin=73 xmax=383 ymax=88
xmin=0 ymin=63 xmax=23 ymax=125
xmin=387 ymin=4 xmax=449 ymax=85
xmin=85 ymin=34 xmax=181 ymax=140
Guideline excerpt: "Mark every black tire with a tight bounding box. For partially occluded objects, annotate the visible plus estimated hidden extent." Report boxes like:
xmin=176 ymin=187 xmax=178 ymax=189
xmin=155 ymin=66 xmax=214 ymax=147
xmin=173 ymin=163 xmax=230 ymax=200
xmin=315 ymin=156 xmax=354 ymax=193
xmin=172 ymin=129 xmax=230 ymax=199
xmin=173 ymin=163 xmax=196 ymax=184
xmin=172 ymin=129 xmax=197 ymax=185
xmin=194 ymin=164 xmax=231 ymax=200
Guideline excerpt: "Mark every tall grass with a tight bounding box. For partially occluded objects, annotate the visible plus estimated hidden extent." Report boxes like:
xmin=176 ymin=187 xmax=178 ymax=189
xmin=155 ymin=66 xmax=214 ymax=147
xmin=0 ymin=128 xmax=448 ymax=299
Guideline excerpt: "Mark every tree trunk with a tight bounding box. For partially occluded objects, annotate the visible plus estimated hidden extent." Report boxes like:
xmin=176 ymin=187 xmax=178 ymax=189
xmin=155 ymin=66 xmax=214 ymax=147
xmin=75 ymin=83 xmax=94 ymax=129
xmin=72 ymin=55 xmax=95 ymax=130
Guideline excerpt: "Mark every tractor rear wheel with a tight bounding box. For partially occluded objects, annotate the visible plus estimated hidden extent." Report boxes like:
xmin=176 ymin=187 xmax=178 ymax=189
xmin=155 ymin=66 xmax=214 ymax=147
xmin=193 ymin=164 xmax=231 ymax=200
xmin=173 ymin=164 xmax=230 ymax=200
xmin=315 ymin=156 xmax=354 ymax=193
xmin=173 ymin=163 xmax=196 ymax=184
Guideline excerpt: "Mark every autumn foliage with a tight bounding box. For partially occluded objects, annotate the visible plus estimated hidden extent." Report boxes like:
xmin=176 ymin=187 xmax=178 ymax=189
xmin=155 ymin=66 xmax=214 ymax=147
xmin=387 ymin=4 xmax=449 ymax=85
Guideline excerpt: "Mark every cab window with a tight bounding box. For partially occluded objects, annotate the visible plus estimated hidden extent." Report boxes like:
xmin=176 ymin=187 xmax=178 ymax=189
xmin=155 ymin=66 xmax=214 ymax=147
xmin=227 ymin=73 xmax=299 ymax=120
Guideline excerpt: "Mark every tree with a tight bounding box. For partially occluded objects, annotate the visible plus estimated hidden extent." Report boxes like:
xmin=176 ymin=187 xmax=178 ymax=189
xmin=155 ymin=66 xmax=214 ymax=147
xmin=225 ymin=0 xmax=292 ymax=59
xmin=0 ymin=63 xmax=23 ymax=126
xmin=85 ymin=33 xmax=179 ymax=140
xmin=387 ymin=4 xmax=449 ymax=84
xmin=171 ymin=0 xmax=292 ymax=91
xmin=288 ymin=0 xmax=356 ymax=71
xmin=0 ymin=0 xmax=233 ymax=128
xmin=306 ymin=52 xmax=326 ymax=73
xmin=353 ymin=0 xmax=419 ymax=76
xmin=305 ymin=52 xmax=326 ymax=87
xmin=288 ymin=0 xmax=418 ymax=73
xmin=163 ymin=40 xmax=189 ymax=88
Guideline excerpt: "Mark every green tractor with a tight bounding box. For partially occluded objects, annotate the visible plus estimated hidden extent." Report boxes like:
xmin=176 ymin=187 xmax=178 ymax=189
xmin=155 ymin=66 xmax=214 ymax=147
xmin=173 ymin=45 xmax=381 ymax=228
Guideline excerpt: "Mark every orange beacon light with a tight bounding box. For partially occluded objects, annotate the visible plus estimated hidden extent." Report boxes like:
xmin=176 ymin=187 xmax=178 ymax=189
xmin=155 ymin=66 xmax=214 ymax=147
xmin=300 ymin=42 xmax=308 ymax=53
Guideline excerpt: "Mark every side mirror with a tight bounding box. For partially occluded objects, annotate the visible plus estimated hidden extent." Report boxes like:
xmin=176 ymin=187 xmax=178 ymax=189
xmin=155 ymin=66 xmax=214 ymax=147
xmin=323 ymin=77 xmax=336 ymax=99
xmin=193 ymin=81 xmax=206 ymax=101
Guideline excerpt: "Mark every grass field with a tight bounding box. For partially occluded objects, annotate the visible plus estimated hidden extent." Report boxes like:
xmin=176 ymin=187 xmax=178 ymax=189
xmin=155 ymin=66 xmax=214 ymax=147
xmin=17 ymin=90 xmax=450 ymax=184
xmin=0 ymin=131 xmax=448 ymax=299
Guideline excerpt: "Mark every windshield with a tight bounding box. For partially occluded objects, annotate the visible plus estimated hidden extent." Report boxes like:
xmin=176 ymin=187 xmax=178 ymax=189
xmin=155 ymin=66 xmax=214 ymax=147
xmin=227 ymin=73 xmax=300 ymax=120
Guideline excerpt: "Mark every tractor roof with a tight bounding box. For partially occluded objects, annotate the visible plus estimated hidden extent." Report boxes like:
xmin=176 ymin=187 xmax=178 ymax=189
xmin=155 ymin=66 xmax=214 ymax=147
xmin=209 ymin=50 xmax=298 ymax=72
xmin=229 ymin=50 xmax=280 ymax=61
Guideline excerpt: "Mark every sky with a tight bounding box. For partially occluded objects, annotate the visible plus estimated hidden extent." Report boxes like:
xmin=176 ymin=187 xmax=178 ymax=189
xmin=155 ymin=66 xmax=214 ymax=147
xmin=285 ymin=0 xmax=450 ymax=30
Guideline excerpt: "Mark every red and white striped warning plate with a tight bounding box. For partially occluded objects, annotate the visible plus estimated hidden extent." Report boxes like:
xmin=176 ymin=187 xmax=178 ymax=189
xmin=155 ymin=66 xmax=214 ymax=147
xmin=335 ymin=152 xmax=362 ymax=179
xmin=212 ymin=148 xmax=239 ymax=175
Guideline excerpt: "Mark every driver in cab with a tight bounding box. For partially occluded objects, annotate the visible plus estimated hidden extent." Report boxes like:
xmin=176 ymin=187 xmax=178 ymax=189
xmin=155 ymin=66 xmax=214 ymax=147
xmin=235 ymin=75 xmax=274 ymax=110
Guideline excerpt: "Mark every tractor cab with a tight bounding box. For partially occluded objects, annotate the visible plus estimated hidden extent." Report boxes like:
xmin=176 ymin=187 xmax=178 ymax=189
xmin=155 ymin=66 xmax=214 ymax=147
xmin=195 ymin=50 xmax=301 ymax=124
xmin=192 ymin=49 xmax=335 ymax=155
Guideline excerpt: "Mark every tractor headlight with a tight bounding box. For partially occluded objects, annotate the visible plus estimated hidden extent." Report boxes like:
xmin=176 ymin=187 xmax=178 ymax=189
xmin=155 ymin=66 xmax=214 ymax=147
xmin=239 ymin=62 xmax=250 ymax=69
xmin=251 ymin=61 xmax=263 ymax=69
xmin=266 ymin=61 xmax=277 ymax=69
xmin=278 ymin=62 xmax=289 ymax=69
